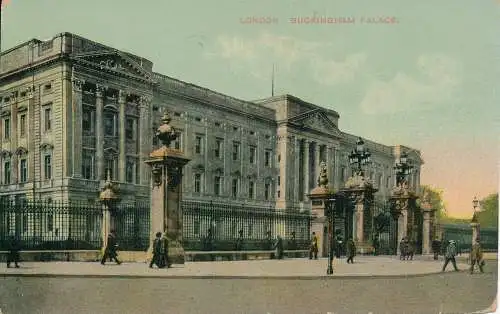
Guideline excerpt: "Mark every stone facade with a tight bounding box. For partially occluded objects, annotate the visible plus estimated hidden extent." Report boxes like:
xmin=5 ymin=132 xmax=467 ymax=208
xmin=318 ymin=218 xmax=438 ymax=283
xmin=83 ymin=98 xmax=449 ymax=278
xmin=0 ymin=33 xmax=423 ymax=209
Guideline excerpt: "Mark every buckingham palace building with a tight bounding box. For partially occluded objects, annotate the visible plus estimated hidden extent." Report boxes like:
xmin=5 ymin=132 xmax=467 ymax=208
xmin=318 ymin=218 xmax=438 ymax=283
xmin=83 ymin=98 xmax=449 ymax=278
xmin=0 ymin=33 xmax=423 ymax=209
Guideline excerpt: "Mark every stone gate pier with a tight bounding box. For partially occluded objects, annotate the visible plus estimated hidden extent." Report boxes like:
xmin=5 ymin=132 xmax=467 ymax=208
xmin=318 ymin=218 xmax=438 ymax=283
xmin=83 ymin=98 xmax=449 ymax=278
xmin=145 ymin=112 xmax=190 ymax=264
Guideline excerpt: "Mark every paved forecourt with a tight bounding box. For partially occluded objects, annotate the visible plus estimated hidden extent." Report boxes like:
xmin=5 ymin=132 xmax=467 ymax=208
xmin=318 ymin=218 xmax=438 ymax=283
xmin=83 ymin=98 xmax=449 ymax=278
xmin=0 ymin=255 xmax=477 ymax=278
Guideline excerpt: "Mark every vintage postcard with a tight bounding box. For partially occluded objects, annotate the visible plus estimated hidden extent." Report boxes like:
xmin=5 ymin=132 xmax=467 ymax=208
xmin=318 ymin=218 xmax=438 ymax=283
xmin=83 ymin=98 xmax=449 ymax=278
xmin=0 ymin=0 xmax=498 ymax=313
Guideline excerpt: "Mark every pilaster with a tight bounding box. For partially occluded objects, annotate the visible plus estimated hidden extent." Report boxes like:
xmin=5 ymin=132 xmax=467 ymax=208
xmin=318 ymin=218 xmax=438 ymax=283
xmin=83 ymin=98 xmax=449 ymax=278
xmin=304 ymin=140 xmax=310 ymax=196
xmin=422 ymin=209 xmax=432 ymax=254
xmin=118 ymin=90 xmax=127 ymax=182
xmin=139 ymin=96 xmax=152 ymax=185
xmin=354 ymin=193 xmax=364 ymax=243
xmin=71 ymin=78 xmax=84 ymax=178
xmin=314 ymin=142 xmax=320 ymax=187
xmin=10 ymin=95 xmax=18 ymax=183
xmin=95 ymin=84 xmax=106 ymax=180
xmin=294 ymin=137 xmax=300 ymax=202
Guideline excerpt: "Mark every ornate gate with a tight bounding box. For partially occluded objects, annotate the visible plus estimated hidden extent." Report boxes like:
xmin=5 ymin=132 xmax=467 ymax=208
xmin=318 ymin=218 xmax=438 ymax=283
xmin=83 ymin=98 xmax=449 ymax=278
xmin=372 ymin=200 xmax=398 ymax=255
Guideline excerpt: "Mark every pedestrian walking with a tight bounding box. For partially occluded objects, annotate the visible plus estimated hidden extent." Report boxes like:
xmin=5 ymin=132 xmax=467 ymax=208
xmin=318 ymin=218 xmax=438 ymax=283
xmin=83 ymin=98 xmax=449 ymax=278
xmin=160 ymin=232 xmax=170 ymax=268
xmin=101 ymin=230 xmax=121 ymax=265
xmin=372 ymin=235 xmax=380 ymax=256
xmin=442 ymin=240 xmax=459 ymax=272
xmin=432 ymin=239 xmax=441 ymax=260
xmin=335 ymin=235 xmax=343 ymax=258
xmin=6 ymin=236 xmax=21 ymax=268
xmin=149 ymin=232 xmax=163 ymax=268
xmin=469 ymin=238 xmax=485 ymax=274
xmin=309 ymin=232 xmax=318 ymax=260
xmin=346 ymin=238 xmax=356 ymax=264
xmin=273 ymin=235 xmax=284 ymax=260
xmin=399 ymin=238 xmax=406 ymax=260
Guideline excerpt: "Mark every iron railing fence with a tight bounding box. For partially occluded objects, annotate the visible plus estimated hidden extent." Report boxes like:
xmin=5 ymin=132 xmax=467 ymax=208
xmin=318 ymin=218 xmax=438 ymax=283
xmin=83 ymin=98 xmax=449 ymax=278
xmin=113 ymin=202 xmax=150 ymax=251
xmin=0 ymin=200 xmax=102 ymax=250
xmin=182 ymin=201 xmax=312 ymax=251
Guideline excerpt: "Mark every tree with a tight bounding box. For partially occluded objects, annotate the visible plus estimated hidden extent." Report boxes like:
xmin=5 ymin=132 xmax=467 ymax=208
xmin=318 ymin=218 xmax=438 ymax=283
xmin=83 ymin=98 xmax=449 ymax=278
xmin=477 ymin=193 xmax=498 ymax=228
xmin=419 ymin=185 xmax=447 ymax=220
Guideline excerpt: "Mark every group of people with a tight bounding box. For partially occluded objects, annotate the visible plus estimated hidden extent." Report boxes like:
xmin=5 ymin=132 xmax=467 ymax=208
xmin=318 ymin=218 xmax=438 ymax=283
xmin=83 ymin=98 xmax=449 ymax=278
xmin=99 ymin=230 xmax=170 ymax=269
xmin=399 ymin=237 xmax=415 ymax=260
xmin=309 ymin=232 xmax=357 ymax=263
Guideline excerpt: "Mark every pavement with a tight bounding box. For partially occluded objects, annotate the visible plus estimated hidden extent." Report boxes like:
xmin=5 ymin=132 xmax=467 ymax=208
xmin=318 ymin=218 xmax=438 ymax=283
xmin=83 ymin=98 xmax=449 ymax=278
xmin=1 ymin=254 xmax=488 ymax=279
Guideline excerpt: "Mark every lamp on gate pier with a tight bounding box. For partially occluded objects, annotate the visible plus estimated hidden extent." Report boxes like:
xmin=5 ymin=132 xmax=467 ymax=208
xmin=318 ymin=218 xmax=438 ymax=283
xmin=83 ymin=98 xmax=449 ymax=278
xmin=393 ymin=151 xmax=414 ymax=187
xmin=348 ymin=137 xmax=371 ymax=176
xmin=326 ymin=197 xmax=336 ymax=275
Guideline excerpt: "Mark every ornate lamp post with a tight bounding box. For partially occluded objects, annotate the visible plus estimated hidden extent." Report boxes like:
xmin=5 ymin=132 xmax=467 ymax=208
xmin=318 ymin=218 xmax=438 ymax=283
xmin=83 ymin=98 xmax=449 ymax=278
xmin=390 ymin=150 xmax=418 ymax=253
xmin=348 ymin=137 xmax=371 ymax=176
xmin=394 ymin=151 xmax=413 ymax=187
xmin=471 ymin=196 xmax=480 ymax=245
xmin=325 ymin=196 xmax=337 ymax=275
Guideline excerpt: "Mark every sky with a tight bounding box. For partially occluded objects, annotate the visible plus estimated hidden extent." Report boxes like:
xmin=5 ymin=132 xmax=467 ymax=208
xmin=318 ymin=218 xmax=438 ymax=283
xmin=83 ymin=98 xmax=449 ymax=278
xmin=1 ymin=0 xmax=499 ymax=218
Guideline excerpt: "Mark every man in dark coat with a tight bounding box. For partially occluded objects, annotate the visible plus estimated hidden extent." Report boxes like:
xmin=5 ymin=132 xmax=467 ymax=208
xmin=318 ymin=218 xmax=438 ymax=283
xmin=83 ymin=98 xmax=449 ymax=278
xmin=101 ymin=230 xmax=121 ymax=265
xmin=309 ymin=232 xmax=318 ymax=260
xmin=432 ymin=239 xmax=441 ymax=260
xmin=335 ymin=235 xmax=343 ymax=258
xmin=372 ymin=235 xmax=380 ymax=256
xmin=273 ymin=236 xmax=284 ymax=260
xmin=149 ymin=232 xmax=163 ymax=268
xmin=6 ymin=236 xmax=21 ymax=268
xmin=346 ymin=238 xmax=356 ymax=264
xmin=160 ymin=232 xmax=170 ymax=268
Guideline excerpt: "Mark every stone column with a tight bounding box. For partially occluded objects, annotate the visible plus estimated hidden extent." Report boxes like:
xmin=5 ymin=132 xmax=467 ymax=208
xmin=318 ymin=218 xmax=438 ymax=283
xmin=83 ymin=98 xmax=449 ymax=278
xmin=8 ymin=93 xmax=18 ymax=184
xmin=314 ymin=143 xmax=320 ymax=186
xmin=294 ymin=137 xmax=300 ymax=202
xmin=71 ymin=78 xmax=84 ymax=178
xmin=101 ymin=204 xmax=111 ymax=254
xmin=326 ymin=146 xmax=333 ymax=185
xmin=139 ymin=96 xmax=151 ymax=186
xmin=422 ymin=209 xmax=432 ymax=254
xmin=118 ymin=90 xmax=127 ymax=182
xmin=354 ymin=194 xmax=364 ymax=243
xmin=95 ymin=84 xmax=106 ymax=180
xmin=398 ymin=204 xmax=408 ymax=245
xmin=304 ymin=140 xmax=310 ymax=196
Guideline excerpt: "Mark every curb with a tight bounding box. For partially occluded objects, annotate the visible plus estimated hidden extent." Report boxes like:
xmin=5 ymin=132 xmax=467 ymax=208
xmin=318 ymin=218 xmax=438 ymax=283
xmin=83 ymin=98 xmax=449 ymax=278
xmin=0 ymin=270 xmax=473 ymax=280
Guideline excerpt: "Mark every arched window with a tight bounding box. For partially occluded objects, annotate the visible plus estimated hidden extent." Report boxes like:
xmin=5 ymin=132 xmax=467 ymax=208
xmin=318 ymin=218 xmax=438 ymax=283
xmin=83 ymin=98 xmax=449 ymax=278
xmin=104 ymin=148 xmax=118 ymax=180
xmin=103 ymin=106 xmax=118 ymax=137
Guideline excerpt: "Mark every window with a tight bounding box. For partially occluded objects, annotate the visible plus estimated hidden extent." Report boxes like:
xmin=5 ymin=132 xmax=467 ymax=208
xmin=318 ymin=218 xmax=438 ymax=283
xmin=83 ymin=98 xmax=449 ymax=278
xmin=278 ymin=154 xmax=281 ymax=163
xmin=170 ymin=132 xmax=182 ymax=150
xmin=195 ymin=135 xmax=203 ymax=154
xmin=44 ymin=83 xmax=52 ymax=91
xmin=195 ymin=117 xmax=202 ymax=122
xmin=126 ymin=158 xmax=136 ymax=183
xmin=44 ymin=107 xmax=52 ymax=131
xmin=19 ymin=159 xmax=28 ymax=183
xmin=277 ymin=190 xmax=281 ymax=198
xmin=264 ymin=183 xmax=271 ymax=200
xmin=248 ymin=181 xmax=255 ymax=199
xmin=214 ymin=176 xmax=222 ymax=196
xmin=386 ymin=176 xmax=391 ymax=188
xmin=44 ymin=154 xmax=52 ymax=180
xmin=106 ymin=157 xmax=118 ymax=180
xmin=265 ymin=150 xmax=272 ymax=167
xmin=82 ymin=108 xmax=95 ymax=133
xmin=3 ymin=161 xmax=11 ymax=184
xmin=231 ymin=178 xmax=239 ymax=198
xmin=249 ymin=146 xmax=256 ymax=164
xmin=20 ymin=114 xmax=26 ymax=137
xmin=104 ymin=112 xmax=117 ymax=136
xmin=4 ymin=118 xmax=10 ymax=139
xmin=232 ymin=142 xmax=240 ymax=161
xmin=277 ymin=176 xmax=280 ymax=186
xmin=194 ymin=173 xmax=202 ymax=193
xmin=215 ymin=138 xmax=224 ymax=158
xmin=82 ymin=150 xmax=95 ymax=180
xmin=125 ymin=118 xmax=135 ymax=140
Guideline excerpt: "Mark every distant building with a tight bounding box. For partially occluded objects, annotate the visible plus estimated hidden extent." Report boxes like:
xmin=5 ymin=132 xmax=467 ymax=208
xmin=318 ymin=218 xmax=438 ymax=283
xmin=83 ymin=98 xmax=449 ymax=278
xmin=0 ymin=32 xmax=423 ymax=209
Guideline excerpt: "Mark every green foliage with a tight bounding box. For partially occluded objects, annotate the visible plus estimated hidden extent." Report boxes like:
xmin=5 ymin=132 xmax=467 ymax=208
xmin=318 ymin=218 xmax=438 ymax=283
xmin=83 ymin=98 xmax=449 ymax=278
xmin=477 ymin=193 xmax=498 ymax=228
xmin=420 ymin=185 xmax=447 ymax=219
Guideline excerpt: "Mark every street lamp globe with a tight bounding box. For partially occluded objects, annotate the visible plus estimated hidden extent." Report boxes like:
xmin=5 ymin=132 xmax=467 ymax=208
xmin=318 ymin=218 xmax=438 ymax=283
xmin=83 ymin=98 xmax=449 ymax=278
xmin=473 ymin=196 xmax=479 ymax=210
xmin=400 ymin=151 xmax=408 ymax=165
xmin=356 ymin=137 xmax=364 ymax=153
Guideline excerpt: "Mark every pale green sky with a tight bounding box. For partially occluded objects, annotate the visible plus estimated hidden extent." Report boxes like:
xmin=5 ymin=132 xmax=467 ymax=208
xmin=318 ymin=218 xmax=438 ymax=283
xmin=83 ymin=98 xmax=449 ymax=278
xmin=2 ymin=0 xmax=499 ymax=217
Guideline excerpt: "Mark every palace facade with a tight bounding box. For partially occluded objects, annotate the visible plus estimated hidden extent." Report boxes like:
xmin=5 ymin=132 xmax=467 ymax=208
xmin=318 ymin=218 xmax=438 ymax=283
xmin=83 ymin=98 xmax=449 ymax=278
xmin=0 ymin=33 xmax=423 ymax=209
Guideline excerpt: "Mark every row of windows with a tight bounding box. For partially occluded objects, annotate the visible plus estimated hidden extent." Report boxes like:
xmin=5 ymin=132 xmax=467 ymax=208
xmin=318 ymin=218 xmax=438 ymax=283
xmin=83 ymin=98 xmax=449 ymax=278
xmin=1 ymin=106 xmax=52 ymax=140
xmin=81 ymin=150 xmax=140 ymax=184
xmin=82 ymin=108 xmax=138 ymax=140
xmin=193 ymin=173 xmax=274 ymax=200
xmin=195 ymin=135 xmax=273 ymax=165
xmin=0 ymin=154 xmax=52 ymax=185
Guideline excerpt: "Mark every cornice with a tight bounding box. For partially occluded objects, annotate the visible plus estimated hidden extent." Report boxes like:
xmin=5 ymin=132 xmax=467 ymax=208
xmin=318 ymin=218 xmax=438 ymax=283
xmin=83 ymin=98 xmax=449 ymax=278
xmin=156 ymin=88 xmax=277 ymax=126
